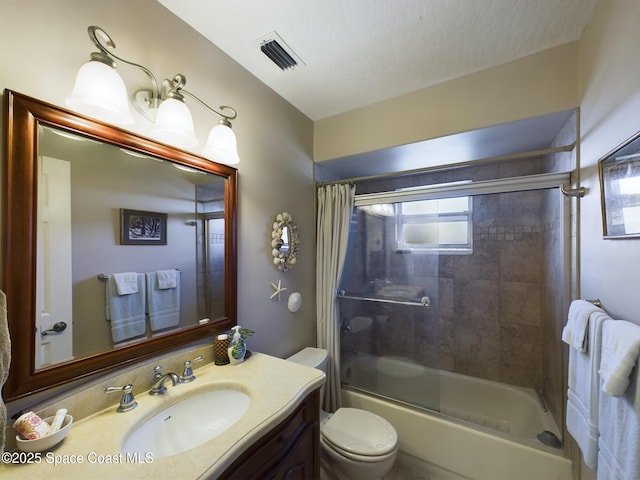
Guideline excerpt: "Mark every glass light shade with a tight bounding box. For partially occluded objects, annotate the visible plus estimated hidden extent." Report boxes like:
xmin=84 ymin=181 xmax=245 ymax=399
xmin=150 ymin=98 xmax=198 ymax=148
xmin=66 ymin=61 xmax=134 ymax=125
xmin=201 ymin=124 xmax=240 ymax=165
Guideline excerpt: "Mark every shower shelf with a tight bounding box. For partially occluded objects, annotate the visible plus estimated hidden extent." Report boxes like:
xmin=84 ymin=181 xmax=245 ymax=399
xmin=337 ymin=291 xmax=431 ymax=307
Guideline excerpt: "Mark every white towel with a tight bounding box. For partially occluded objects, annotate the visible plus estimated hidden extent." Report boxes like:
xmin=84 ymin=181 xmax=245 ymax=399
xmin=105 ymin=274 xmax=146 ymax=343
xmin=155 ymin=269 xmax=177 ymax=289
xmin=566 ymin=311 xmax=608 ymax=469
xmin=562 ymin=300 xmax=603 ymax=352
xmin=0 ymin=290 xmax=10 ymax=454
xmin=600 ymin=320 xmax=640 ymax=397
xmin=146 ymin=272 xmax=181 ymax=331
xmin=597 ymin=359 xmax=640 ymax=480
xmin=113 ymin=271 xmax=139 ymax=295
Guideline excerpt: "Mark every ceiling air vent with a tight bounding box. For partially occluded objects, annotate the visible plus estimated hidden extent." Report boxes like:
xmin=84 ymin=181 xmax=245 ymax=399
xmin=257 ymin=32 xmax=304 ymax=71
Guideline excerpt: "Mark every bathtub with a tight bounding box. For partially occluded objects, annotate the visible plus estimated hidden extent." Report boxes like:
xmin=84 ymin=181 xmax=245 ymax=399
xmin=341 ymin=353 xmax=572 ymax=480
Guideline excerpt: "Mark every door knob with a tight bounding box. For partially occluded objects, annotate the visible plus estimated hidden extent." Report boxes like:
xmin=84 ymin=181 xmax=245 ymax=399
xmin=41 ymin=321 xmax=68 ymax=336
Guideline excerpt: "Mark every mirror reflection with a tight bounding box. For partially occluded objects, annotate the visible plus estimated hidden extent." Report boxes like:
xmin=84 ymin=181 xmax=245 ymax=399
xmin=599 ymin=131 xmax=640 ymax=238
xmin=36 ymin=126 xmax=227 ymax=369
xmin=2 ymin=89 xmax=237 ymax=403
xmin=271 ymin=212 xmax=299 ymax=271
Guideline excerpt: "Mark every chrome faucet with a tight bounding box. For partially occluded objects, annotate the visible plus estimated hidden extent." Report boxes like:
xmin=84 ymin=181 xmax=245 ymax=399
xmin=181 ymin=355 xmax=204 ymax=383
xmin=104 ymin=383 xmax=137 ymax=412
xmin=150 ymin=365 xmax=181 ymax=395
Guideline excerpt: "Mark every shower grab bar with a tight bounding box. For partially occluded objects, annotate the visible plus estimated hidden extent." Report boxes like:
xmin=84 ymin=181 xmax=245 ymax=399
xmin=337 ymin=290 xmax=431 ymax=307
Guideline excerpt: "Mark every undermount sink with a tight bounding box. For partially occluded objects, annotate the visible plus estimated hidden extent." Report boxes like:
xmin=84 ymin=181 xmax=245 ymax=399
xmin=122 ymin=389 xmax=251 ymax=459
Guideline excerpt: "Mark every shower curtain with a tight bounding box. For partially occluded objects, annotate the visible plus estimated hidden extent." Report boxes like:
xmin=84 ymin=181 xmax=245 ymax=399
xmin=316 ymin=183 xmax=355 ymax=412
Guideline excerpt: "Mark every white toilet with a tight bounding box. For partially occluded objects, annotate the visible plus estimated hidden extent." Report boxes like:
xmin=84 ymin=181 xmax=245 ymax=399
xmin=287 ymin=347 xmax=398 ymax=480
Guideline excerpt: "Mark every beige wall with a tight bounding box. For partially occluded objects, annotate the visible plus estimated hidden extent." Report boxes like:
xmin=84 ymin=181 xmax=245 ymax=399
xmin=0 ymin=0 xmax=316 ymax=372
xmin=578 ymin=0 xmax=640 ymax=324
xmin=314 ymin=42 xmax=580 ymax=162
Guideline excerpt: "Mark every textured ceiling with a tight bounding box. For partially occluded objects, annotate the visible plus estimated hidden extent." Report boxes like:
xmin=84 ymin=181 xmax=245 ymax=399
xmin=157 ymin=0 xmax=597 ymax=121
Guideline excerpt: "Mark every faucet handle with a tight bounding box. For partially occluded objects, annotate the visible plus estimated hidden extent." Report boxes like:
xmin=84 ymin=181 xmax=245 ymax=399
xmin=104 ymin=383 xmax=137 ymax=413
xmin=153 ymin=364 xmax=163 ymax=379
xmin=181 ymin=355 xmax=204 ymax=383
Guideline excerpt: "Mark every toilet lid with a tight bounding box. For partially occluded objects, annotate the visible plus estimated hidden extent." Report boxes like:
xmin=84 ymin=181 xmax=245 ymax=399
xmin=321 ymin=408 xmax=397 ymax=456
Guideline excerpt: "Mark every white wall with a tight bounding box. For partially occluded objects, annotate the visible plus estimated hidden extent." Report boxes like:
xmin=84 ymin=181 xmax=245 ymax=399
xmin=578 ymin=0 xmax=640 ymax=323
xmin=0 ymin=0 xmax=316 ymax=366
xmin=577 ymin=1 xmax=640 ymax=477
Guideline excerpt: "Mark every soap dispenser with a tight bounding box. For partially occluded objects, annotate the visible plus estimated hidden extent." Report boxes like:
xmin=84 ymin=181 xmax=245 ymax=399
xmin=227 ymin=326 xmax=247 ymax=365
xmin=227 ymin=326 xmax=255 ymax=365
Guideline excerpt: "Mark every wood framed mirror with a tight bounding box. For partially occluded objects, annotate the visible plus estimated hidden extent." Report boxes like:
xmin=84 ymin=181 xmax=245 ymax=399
xmin=2 ymin=90 xmax=238 ymax=402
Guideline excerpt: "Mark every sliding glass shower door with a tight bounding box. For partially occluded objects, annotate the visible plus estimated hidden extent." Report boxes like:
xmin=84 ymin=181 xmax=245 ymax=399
xmin=338 ymin=200 xmax=443 ymax=411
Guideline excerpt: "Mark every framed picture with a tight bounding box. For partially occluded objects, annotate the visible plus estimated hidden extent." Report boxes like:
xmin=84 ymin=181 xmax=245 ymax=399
xmin=120 ymin=208 xmax=167 ymax=245
xmin=599 ymin=131 xmax=640 ymax=239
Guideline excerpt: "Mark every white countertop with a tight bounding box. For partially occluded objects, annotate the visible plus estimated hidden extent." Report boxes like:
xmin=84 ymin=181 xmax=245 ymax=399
xmin=1 ymin=353 xmax=325 ymax=479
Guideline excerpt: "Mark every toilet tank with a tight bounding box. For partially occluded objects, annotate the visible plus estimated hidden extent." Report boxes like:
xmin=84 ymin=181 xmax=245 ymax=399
xmin=287 ymin=347 xmax=328 ymax=374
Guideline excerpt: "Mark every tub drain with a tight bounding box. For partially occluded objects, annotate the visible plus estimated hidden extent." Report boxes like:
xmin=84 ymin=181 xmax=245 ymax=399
xmin=536 ymin=430 xmax=562 ymax=448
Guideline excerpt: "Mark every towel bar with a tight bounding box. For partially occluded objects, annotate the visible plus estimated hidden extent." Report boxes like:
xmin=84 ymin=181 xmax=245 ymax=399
xmin=97 ymin=269 xmax=181 ymax=281
xmin=587 ymin=298 xmax=602 ymax=307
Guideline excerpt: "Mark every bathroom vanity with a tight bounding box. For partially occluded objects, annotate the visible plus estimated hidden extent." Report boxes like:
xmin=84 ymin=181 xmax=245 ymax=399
xmin=219 ymin=389 xmax=320 ymax=479
xmin=1 ymin=352 xmax=324 ymax=479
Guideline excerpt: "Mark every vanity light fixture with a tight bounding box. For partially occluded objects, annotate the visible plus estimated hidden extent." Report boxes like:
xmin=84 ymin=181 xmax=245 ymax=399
xmin=66 ymin=26 xmax=240 ymax=165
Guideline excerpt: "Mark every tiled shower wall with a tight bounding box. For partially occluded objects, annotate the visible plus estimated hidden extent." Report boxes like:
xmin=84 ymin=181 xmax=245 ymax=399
xmin=438 ymin=188 xmax=545 ymax=388
xmin=341 ymin=155 xmax=569 ymax=395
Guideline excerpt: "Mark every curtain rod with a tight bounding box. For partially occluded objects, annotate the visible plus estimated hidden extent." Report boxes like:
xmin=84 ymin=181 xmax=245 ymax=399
xmin=317 ymin=143 xmax=575 ymax=186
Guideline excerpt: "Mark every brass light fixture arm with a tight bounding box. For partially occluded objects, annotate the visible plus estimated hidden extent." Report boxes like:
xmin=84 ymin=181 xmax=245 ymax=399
xmin=179 ymin=88 xmax=238 ymax=126
xmin=87 ymin=26 xmax=162 ymax=108
xmin=85 ymin=26 xmax=238 ymax=127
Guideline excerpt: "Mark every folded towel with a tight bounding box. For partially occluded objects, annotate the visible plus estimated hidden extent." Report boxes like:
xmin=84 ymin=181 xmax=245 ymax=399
xmin=0 ymin=290 xmax=10 ymax=454
xmin=113 ymin=272 xmax=139 ymax=295
xmin=600 ymin=320 xmax=640 ymax=397
xmin=155 ymin=269 xmax=178 ymax=289
xmin=597 ymin=358 xmax=640 ymax=480
xmin=566 ymin=311 xmax=608 ymax=469
xmin=146 ymin=272 xmax=181 ymax=331
xmin=106 ymin=274 xmax=146 ymax=343
xmin=562 ymin=300 xmax=603 ymax=352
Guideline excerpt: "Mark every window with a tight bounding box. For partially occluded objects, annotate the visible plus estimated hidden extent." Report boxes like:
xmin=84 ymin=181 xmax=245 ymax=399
xmin=395 ymin=194 xmax=472 ymax=254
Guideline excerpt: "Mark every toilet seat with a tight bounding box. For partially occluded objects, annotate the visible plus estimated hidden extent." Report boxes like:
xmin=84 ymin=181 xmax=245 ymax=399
xmin=321 ymin=408 xmax=398 ymax=461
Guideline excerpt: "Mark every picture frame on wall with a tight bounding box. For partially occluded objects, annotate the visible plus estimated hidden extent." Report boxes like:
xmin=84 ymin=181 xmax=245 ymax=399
xmin=120 ymin=208 xmax=167 ymax=245
xmin=599 ymin=131 xmax=640 ymax=239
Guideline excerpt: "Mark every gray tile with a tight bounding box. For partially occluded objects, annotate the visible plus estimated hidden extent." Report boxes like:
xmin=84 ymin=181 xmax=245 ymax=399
xmin=500 ymin=282 xmax=541 ymax=326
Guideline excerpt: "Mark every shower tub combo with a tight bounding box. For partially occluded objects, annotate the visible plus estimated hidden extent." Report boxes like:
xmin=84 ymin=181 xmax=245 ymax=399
xmin=340 ymin=352 xmax=571 ymax=480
